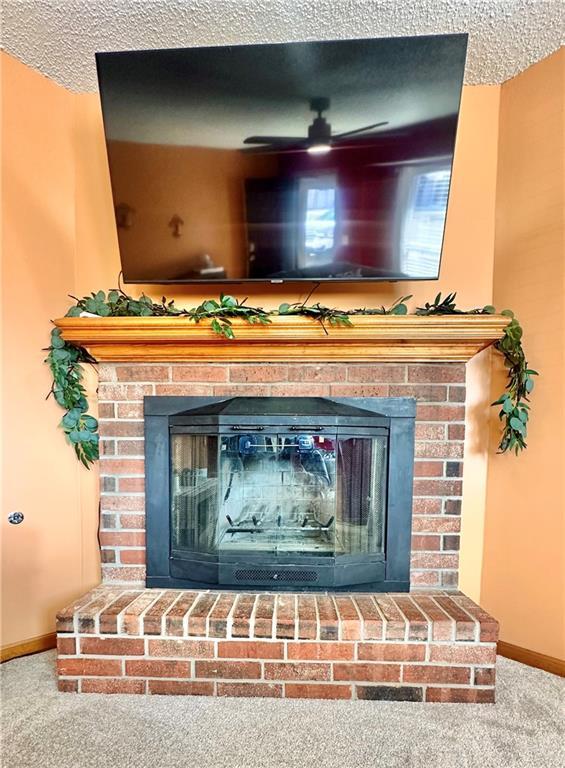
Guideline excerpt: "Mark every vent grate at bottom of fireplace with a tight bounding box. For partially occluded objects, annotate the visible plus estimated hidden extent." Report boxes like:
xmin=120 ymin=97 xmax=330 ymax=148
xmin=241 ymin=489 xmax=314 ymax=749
xmin=233 ymin=568 xmax=319 ymax=584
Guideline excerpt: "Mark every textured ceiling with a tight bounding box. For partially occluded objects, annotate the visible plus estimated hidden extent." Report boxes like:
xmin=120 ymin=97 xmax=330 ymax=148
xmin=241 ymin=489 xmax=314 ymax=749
xmin=1 ymin=0 xmax=563 ymax=91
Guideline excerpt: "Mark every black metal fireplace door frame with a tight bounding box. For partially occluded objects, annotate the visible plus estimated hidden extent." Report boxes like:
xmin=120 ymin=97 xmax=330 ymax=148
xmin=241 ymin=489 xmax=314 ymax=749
xmin=144 ymin=396 xmax=415 ymax=592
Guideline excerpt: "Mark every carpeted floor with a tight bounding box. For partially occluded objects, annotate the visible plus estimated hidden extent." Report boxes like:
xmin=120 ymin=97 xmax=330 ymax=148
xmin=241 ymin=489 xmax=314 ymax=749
xmin=1 ymin=651 xmax=563 ymax=768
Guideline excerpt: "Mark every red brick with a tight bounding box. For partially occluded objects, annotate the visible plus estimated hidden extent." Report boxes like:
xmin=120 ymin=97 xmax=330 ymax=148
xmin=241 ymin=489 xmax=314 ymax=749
xmin=99 ymin=421 xmax=144 ymax=438
xmin=165 ymin=592 xmax=199 ymax=636
xmin=412 ymin=517 xmax=461 ymax=533
xmin=58 ymin=679 xmax=78 ymax=692
xmin=231 ymin=594 xmax=257 ymax=638
xmin=334 ymin=596 xmax=362 ymax=640
xmin=253 ymin=594 xmax=275 ymax=638
xmin=119 ymin=549 xmax=145 ymax=565
xmin=119 ymin=513 xmax=145 ymax=529
xmin=390 ymin=384 xmax=447 ymax=402
xmin=408 ymin=364 xmax=465 ymax=383
xmin=148 ymin=680 xmax=214 ymax=696
xmin=288 ymin=364 xmax=346 ymax=382
xmin=217 ymin=682 xmax=282 ymax=698
xmin=448 ymin=386 xmax=466 ymax=402
xmin=101 ymin=513 xmax=117 ymax=529
xmin=148 ymin=639 xmax=214 ymax=658
xmin=57 ymin=658 xmax=122 ymax=677
xmin=411 ymin=534 xmax=441 ymax=551
xmin=474 ymin=667 xmax=496 ymax=686
xmin=126 ymin=660 xmax=190 ymax=677
xmin=119 ymin=478 xmax=145 ymax=493
xmin=102 ymin=565 xmax=145 ymax=582
xmin=390 ymin=596 xmax=429 ymax=641
xmin=287 ymin=642 xmax=354 ymax=661
xmin=82 ymin=678 xmax=146 ymax=694
xmin=448 ymin=423 xmax=466 ymax=440
xmin=195 ymin=661 xmax=261 ymax=679
xmin=271 ymin=383 xmax=330 ymax=397
xmin=57 ymin=636 xmax=76 ymax=655
xmin=411 ymin=596 xmax=454 ymax=641
xmin=411 ymin=553 xmax=459 ymax=569
xmin=333 ymin=663 xmax=401 ymax=683
xmin=434 ymin=596 xmax=477 ymax=641
xmin=101 ymin=549 xmax=116 ymax=563
xmin=143 ymin=591 xmax=181 ymax=634
xmin=357 ymin=643 xmax=426 ymax=662
xmin=218 ymin=641 xmax=284 ymax=659
xmin=265 ymin=662 xmax=331 ymax=681
xmin=116 ymin=365 xmax=169 ymax=382
xmin=353 ymin=595 xmax=383 ymax=640
xmin=156 ymin=384 xmax=213 ymax=396
xmin=374 ymin=596 xmax=406 ymax=640
xmin=285 ymin=683 xmax=352 ymax=700
xmin=213 ymin=384 xmax=271 ymax=397
xmin=208 ymin=593 xmax=237 ymax=638
xmin=329 ymin=384 xmax=389 ymax=397
xmin=80 ymin=637 xmax=144 ymax=656
xmin=101 ymin=440 xmax=115 ymax=456
xmin=414 ymin=461 xmax=444 ymax=477
xmin=99 ymin=531 xmax=146 ymax=547
xmin=297 ymin=594 xmax=318 ymax=639
xmin=428 ymin=645 xmax=496 ymax=665
xmin=416 ymin=404 xmax=465 ymax=421
xmin=412 ymin=498 xmax=443 ymax=515
xmin=403 ymin=665 xmax=471 ymax=684
xmin=413 ymin=479 xmax=462 ymax=497
xmin=187 ymin=593 xmax=220 ymax=636
xmin=122 ymin=592 xmax=162 ymax=635
xmin=425 ymin=687 xmax=494 ymax=703
xmin=450 ymin=596 xmax=499 ymax=642
xmin=117 ymin=403 xmax=144 ymax=419
xmin=117 ymin=440 xmax=145 ymax=456
xmin=98 ymin=403 xmax=115 ymax=418
xmin=99 ymin=592 xmax=141 ymax=634
xmin=415 ymin=441 xmax=464 ymax=459
xmin=172 ymin=366 xmax=227 ymax=382
xmin=415 ymin=424 xmax=447 ymax=441
xmin=275 ymin=595 xmax=295 ymax=639
xmin=346 ymin=364 xmax=406 ymax=383
xmin=98 ymin=384 xmax=153 ymax=401
xmin=411 ymin=571 xmax=441 ymax=586
xmin=317 ymin=595 xmax=339 ymax=640
xmin=100 ymin=496 xmax=144 ymax=512
xmin=100 ymin=459 xmax=145 ymax=476
xmin=230 ymin=365 xmax=288 ymax=382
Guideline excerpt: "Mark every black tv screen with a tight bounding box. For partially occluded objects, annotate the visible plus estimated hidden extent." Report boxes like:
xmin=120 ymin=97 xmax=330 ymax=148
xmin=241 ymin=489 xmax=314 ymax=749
xmin=96 ymin=34 xmax=467 ymax=283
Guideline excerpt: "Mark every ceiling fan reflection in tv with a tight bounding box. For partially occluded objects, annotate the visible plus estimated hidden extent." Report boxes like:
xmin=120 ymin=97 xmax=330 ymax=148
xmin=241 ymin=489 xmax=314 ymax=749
xmin=242 ymin=97 xmax=392 ymax=155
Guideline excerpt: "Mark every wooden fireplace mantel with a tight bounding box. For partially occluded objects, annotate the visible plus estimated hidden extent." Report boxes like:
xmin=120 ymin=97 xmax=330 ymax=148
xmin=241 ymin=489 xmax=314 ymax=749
xmin=54 ymin=314 xmax=509 ymax=363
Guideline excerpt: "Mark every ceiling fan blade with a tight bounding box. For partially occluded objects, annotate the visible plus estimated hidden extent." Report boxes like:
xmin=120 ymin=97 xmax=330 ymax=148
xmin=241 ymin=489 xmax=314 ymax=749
xmin=243 ymin=136 xmax=307 ymax=145
xmin=241 ymin=141 xmax=309 ymax=154
xmin=332 ymin=121 xmax=389 ymax=140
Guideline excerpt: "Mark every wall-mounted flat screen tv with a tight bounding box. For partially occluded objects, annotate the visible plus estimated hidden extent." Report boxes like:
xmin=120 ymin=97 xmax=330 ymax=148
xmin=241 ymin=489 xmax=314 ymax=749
xmin=96 ymin=34 xmax=467 ymax=283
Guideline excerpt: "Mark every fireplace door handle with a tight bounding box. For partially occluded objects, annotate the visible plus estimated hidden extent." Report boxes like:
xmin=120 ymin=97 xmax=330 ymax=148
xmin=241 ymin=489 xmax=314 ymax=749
xmin=288 ymin=426 xmax=324 ymax=432
xmin=231 ymin=426 xmax=265 ymax=431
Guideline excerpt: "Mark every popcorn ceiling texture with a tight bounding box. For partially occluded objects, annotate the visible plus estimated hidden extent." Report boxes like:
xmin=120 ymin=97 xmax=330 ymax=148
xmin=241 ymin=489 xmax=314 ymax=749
xmin=1 ymin=0 xmax=563 ymax=92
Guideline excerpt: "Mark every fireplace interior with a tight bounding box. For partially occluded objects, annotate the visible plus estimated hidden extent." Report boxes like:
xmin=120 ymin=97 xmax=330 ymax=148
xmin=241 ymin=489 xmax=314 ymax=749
xmin=145 ymin=396 xmax=415 ymax=591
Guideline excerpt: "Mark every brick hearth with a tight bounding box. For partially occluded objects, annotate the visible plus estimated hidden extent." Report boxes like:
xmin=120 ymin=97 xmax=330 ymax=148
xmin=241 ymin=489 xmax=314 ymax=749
xmin=97 ymin=361 xmax=466 ymax=589
xmin=57 ymin=587 xmax=498 ymax=702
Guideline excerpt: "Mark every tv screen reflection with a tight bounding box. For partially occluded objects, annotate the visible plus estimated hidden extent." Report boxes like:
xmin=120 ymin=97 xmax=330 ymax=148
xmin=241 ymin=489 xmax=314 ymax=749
xmin=96 ymin=34 xmax=467 ymax=283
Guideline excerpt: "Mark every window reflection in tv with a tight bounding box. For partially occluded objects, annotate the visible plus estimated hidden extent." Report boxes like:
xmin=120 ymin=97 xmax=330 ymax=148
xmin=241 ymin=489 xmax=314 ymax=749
xmin=96 ymin=34 xmax=468 ymax=283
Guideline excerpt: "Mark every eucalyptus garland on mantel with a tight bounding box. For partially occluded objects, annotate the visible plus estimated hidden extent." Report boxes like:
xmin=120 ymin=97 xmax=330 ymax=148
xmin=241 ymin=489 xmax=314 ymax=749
xmin=45 ymin=289 xmax=537 ymax=467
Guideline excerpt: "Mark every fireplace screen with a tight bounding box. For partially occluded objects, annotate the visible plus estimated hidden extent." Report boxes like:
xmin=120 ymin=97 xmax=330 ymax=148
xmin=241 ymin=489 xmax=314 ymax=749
xmin=146 ymin=396 xmax=415 ymax=591
xmin=171 ymin=432 xmax=386 ymax=561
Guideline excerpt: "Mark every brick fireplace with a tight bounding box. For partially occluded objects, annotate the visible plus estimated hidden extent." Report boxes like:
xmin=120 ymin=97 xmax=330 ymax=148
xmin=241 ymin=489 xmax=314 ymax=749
xmin=55 ymin=315 xmax=504 ymax=701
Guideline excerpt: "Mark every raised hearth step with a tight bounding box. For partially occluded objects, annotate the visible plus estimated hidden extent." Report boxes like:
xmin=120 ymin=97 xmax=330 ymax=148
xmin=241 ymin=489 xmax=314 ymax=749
xmin=56 ymin=588 xmax=498 ymax=702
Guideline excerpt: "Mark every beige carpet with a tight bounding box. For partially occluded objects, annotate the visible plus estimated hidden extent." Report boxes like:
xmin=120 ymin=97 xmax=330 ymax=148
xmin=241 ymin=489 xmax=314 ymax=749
xmin=1 ymin=651 xmax=563 ymax=768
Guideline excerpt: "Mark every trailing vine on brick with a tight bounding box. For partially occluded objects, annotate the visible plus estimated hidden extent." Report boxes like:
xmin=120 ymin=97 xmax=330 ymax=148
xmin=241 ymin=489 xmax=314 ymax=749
xmin=45 ymin=289 xmax=536 ymax=466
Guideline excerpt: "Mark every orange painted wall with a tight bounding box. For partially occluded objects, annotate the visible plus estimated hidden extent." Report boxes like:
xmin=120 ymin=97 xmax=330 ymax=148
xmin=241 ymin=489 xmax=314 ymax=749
xmin=1 ymin=52 xmax=99 ymax=648
xmin=482 ymin=49 xmax=565 ymax=661
xmin=2 ymin=50 xmax=501 ymax=646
